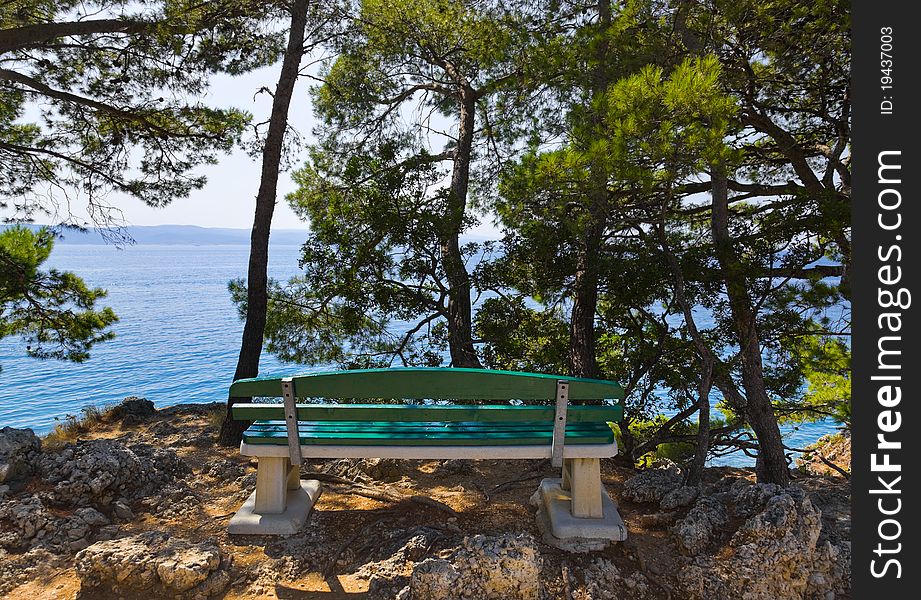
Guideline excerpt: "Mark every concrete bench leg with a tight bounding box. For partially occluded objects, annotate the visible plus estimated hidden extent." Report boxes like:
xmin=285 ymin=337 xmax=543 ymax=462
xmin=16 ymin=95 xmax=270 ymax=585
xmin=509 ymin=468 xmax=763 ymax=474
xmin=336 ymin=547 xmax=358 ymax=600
xmin=287 ymin=458 xmax=301 ymax=490
xmin=255 ymin=456 xmax=288 ymax=514
xmin=565 ymin=458 xmax=603 ymax=518
xmin=531 ymin=458 xmax=627 ymax=550
xmin=228 ymin=456 xmax=322 ymax=535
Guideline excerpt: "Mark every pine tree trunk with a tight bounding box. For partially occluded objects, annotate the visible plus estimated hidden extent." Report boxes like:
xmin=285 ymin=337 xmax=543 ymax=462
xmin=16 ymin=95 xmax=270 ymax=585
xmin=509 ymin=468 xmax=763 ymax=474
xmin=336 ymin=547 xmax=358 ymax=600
xmin=441 ymin=88 xmax=481 ymax=368
xmin=709 ymin=169 xmax=789 ymax=485
xmin=618 ymin=415 xmax=636 ymax=463
xmin=685 ymin=358 xmax=712 ymax=486
xmin=569 ymin=220 xmax=602 ymax=378
xmin=218 ymin=0 xmax=309 ymax=446
xmin=568 ymin=0 xmax=611 ymax=380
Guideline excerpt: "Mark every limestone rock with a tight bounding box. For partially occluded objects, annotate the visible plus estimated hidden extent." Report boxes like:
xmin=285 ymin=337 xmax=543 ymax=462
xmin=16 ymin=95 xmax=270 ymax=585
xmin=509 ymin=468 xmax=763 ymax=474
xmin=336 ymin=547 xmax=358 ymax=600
xmin=676 ymin=485 xmax=850 ymax=599
xmin=38 ymin=438 xmax=189 ymax=507
xmin=581 ymin=557 xmax=651 ymax=600
xmin=75 ymin=507 xmax=110 ymax=527
xmin=409 ymin=533 xmax=541 ymax=600
xmin=0 ymin=548 xmax=63 ymax=596
xmin=108 ymin=396 xmax=157 ymax=424
xmin=75 ymin=531 xmax=229 ymax=598
xmin=1 ymin=438 xmax=193 ymax=553
xmin=407 ymin=559 xmax=459 ymax=599
xmin=660 ymin=485 xmax=699 ymax=510
xmin=728 ymin=479 xmax=785 ymax=518
xmin=206 ymin=459 xmax=245 ymax=481
xmin=0 ymin=427 xmax=41 ymax=483
xmin=173 ymin=429 xmax=214 ymax=448
xmin=672 ymin=496 xmax=729 ymax=556
xmin=0 ymin=495 xmax=52 ymax=549
xmin=621 ymin=466 xmax=681 ymax=504
xmin=113 ymin=500 xmax=134 ymax=520
xmin=353 ymin=527 xmax=443 ymax=598
xmin=0 ymin=493 xmax=123 ymax=553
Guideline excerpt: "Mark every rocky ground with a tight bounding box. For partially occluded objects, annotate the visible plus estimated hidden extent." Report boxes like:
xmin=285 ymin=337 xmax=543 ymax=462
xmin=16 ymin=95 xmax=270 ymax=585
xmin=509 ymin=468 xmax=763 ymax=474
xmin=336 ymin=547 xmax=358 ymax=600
xmin=0 ymin=398 xmax=851 ymax=599
xmin=795 ymin=431 xmax=851 ymax=479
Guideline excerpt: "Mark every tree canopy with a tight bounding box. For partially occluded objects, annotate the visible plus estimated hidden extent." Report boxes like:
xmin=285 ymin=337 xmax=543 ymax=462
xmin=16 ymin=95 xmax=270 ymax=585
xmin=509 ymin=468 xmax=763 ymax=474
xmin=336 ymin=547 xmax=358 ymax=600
xmin=0 ymin=0 xmax=287 ymax=226
xmin=0 ymin=225 xmax=116 ymax=368
xmin=2 ymin=0 xmax=288 ymax=366
xmin=249 ymin=0 xmax=540 ymax=369
xmin=253 ymin=0 xmax=850 ymax=483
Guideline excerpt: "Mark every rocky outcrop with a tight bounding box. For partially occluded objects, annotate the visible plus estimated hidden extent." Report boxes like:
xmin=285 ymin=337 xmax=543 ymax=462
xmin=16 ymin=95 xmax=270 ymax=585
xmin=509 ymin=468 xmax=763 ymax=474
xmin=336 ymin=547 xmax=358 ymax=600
xmin=660 ymin=485 xmax=699 ymax=510
xmin=75 ymin=531 xmax=230 ymax=598
xmin=0 ymin=492 xmax=119 ymax=553
xmin=580 ymin=557 xmax=652 ymax=600
xmin=38 ymin=438 xmax=190 ymax=507
xmin=621 ymin=466 xmax=682 ymax=504
xmin=796 ymin=432 xmax=851 ymax=477
xmin=0 ymin=435 xmax=191 ymax=553
xmin=107 ymin=396 xmax=157 ymax=426
xmin=729 ymin=479 xmax=784 ymax=518
xmin=0 ymin=495 xmax=56 ymax=549
xmin=404 ymin=533 xmax=542 ymax=600
xmin=0 ymin=547 xmax=64 ymax=595
xmin=0 ymin=427 xmax=42 ymax=483
xmin=675 ymin=482 xmax=850 ymax=599
xmin=355 ymin=529 xmax=443 ymax=598
xmin=672 ymin=496 xmax=729 ymax=556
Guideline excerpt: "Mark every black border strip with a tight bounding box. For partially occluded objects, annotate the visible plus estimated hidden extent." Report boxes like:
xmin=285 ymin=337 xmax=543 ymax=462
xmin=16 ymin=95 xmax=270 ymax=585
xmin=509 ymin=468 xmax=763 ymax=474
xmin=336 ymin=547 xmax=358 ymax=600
xmin=852 ymin=1 xmax=919 ymax=594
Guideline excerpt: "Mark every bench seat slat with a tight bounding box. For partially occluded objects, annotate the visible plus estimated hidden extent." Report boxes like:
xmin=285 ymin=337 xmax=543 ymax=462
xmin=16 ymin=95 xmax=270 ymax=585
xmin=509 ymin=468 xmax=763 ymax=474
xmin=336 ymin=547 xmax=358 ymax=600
xmin=239 ymin=442 xmax=616 ymax=460
xmin=244 ymin=421 xmax=613 ymax=434
xmin=242 ymin=421 xmax=615 ymax=446
xmin=232 ymin=403 xmax=622 ymax=424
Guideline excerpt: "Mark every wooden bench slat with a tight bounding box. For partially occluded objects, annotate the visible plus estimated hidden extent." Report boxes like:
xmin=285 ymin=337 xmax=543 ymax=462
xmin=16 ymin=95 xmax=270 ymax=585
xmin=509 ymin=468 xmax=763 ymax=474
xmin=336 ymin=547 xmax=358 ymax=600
xmin=230 ymin=367 xmax=624 ymax=401
xmin=245 ymin=420 xmax=612 ymax=432
xmin=232 ymin=403 xmax=622 ymax=423
xmin=242 ymin=423 xmax=614 ymax=446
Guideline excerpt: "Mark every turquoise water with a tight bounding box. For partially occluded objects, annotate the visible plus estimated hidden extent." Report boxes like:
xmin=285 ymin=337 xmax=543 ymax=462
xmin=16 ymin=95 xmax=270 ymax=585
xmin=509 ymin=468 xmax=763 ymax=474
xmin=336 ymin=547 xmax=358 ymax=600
xmin=0 ymin=244 xmax=838 ymax=465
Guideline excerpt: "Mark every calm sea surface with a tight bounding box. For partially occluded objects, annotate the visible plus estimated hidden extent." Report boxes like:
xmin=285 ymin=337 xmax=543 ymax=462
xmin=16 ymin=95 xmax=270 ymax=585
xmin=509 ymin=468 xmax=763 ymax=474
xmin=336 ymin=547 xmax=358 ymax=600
xmin=0 ymin=244 xmax=838 ymax=465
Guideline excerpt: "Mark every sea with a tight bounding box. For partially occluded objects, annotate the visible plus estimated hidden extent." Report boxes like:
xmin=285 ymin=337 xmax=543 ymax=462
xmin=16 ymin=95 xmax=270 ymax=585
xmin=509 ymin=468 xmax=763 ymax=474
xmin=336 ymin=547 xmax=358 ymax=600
xmin=0 ymin=243 xmax=839 ymax=466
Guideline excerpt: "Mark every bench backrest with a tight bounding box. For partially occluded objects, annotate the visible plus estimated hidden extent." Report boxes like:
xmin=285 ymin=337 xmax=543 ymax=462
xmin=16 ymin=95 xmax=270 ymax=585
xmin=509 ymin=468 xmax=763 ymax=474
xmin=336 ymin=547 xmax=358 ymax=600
xmin=232 ymin=403 xmax=622 ymax=423
xmin=230 ymin=367 xmax=624 ymax=404
xmin=231 ymin=368 xmax=624 ymax=466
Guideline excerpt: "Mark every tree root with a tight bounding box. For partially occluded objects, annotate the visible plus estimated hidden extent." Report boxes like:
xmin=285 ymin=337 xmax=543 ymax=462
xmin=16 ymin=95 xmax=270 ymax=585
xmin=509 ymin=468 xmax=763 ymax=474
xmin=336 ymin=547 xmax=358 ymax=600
xmin=302 ymin=471 xmax=458 ymax=516
xmin=812 ymin=452 xmax=851 ymax=479
xmin=322 ymin=510 xmax=401 ymax=579
xmin=623 ymin=538 xmax=673 ymax=600
xmin=489 ymin=459 xmax=550 ymax=497
xmin=561 ymin=562 xmax=573 ymax=600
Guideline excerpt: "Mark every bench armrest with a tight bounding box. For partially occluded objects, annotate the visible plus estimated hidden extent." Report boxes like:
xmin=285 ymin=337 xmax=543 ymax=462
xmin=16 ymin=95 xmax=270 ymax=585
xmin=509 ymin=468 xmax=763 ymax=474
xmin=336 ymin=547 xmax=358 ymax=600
xmin=551 ymin=380 xmax=569 ymax=468
xmin=282 ymin=377 xmax=303 ymax=465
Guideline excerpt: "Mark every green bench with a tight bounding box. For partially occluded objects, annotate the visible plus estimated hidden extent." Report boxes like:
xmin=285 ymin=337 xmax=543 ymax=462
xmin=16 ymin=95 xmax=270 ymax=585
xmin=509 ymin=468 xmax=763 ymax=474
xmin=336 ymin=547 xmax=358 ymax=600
xmin=227 ymin=367 xmax=626 ymax=540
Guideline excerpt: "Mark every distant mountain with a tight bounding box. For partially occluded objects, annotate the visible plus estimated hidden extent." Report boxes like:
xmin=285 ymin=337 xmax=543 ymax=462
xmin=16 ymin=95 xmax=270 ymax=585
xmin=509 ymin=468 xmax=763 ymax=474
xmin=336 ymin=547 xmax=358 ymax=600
xmin=13 ymin=224 xmax=308 ymax=246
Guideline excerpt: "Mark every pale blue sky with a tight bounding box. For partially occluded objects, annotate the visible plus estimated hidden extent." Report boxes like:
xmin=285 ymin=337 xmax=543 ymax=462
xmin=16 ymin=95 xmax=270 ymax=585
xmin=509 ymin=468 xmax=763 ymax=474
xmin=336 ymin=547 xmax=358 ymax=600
xmin=117 ymin=65 xmax=313 ymax=230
